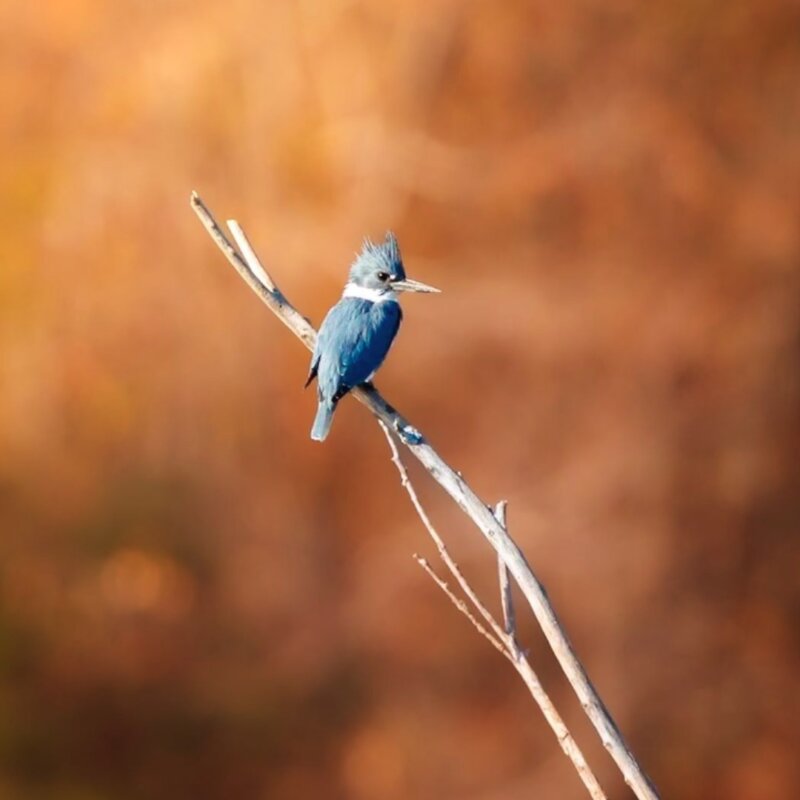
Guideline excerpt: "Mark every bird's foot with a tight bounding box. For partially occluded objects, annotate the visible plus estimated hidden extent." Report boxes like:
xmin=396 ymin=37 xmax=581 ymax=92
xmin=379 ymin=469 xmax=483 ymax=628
xmin=393 ymin=417 xmax=424 ymax=445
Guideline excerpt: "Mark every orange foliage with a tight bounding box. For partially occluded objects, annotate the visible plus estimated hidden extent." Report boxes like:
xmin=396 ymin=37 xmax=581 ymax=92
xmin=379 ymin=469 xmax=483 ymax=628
xmin=1 ymin=1 xmax=799 ymax=798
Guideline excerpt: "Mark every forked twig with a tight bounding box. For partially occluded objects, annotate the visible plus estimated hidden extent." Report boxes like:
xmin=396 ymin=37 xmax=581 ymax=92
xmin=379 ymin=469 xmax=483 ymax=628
xmin=377 ymin=420 xmax=509 ymax=647
xmin=379 ymin=422 xmax=608 ymax=800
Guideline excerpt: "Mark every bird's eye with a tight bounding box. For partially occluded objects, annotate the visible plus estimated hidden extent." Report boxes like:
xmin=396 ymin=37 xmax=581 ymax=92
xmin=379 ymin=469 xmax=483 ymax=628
xmin=377 ymin=271 xmax=390 ymax=282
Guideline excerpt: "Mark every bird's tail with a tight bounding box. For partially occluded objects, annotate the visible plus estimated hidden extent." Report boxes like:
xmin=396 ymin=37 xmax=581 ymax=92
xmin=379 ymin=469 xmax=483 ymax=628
xmin=310 ymin=401 xmax=335 ymax=442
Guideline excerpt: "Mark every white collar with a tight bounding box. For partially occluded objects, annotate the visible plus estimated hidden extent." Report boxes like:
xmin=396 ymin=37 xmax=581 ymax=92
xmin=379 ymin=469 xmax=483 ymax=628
xmin=342 ymin=284 xmax=397 ymax=303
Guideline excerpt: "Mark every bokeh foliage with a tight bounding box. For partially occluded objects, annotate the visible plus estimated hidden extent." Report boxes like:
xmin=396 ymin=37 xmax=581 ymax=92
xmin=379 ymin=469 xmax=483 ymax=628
xmin=2 ymin=1 xmax=799 ymax=798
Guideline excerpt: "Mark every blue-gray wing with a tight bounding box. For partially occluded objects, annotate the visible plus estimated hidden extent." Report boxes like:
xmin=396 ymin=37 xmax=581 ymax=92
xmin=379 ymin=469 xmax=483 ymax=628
xmin=315 ymin=298 xmax=402 ymax=402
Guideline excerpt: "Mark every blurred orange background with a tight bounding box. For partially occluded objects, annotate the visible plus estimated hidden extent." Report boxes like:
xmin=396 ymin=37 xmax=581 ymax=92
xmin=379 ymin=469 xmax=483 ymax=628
xmin=2 ymin=1 xmax=799 ymax=798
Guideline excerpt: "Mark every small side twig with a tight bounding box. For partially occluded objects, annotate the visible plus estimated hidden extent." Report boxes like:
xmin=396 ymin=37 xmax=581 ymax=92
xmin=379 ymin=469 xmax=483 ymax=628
xmin=226 ymin=219 xmax=276 ymax=291
xmin=494 ymin=500 xmax=519 ymax=653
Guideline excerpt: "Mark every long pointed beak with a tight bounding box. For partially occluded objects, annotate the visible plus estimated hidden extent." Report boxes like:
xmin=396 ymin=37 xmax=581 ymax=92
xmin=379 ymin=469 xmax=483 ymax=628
xmin=391 ymin=277 xmax=441 ymax=294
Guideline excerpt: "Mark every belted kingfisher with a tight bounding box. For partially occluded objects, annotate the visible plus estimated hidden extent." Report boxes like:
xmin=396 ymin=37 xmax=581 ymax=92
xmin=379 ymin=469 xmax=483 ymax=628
xmin=305 ymin=233 xmax=440 ymax=441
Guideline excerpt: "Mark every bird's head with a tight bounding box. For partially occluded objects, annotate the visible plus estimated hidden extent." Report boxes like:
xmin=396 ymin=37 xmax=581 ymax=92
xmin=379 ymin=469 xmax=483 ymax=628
xmin=346 ymin=233 xmax=440 ymax=297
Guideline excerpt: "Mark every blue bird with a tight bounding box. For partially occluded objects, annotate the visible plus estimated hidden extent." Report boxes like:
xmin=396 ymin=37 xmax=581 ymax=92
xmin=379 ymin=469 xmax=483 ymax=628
xmin=305 ymin=233 xmax=440 ymax=441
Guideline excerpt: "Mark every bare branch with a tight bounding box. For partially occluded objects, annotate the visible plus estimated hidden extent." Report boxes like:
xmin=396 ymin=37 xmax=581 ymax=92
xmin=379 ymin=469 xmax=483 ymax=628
xmin=190 ymin=192 xmax=660 ymax=800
